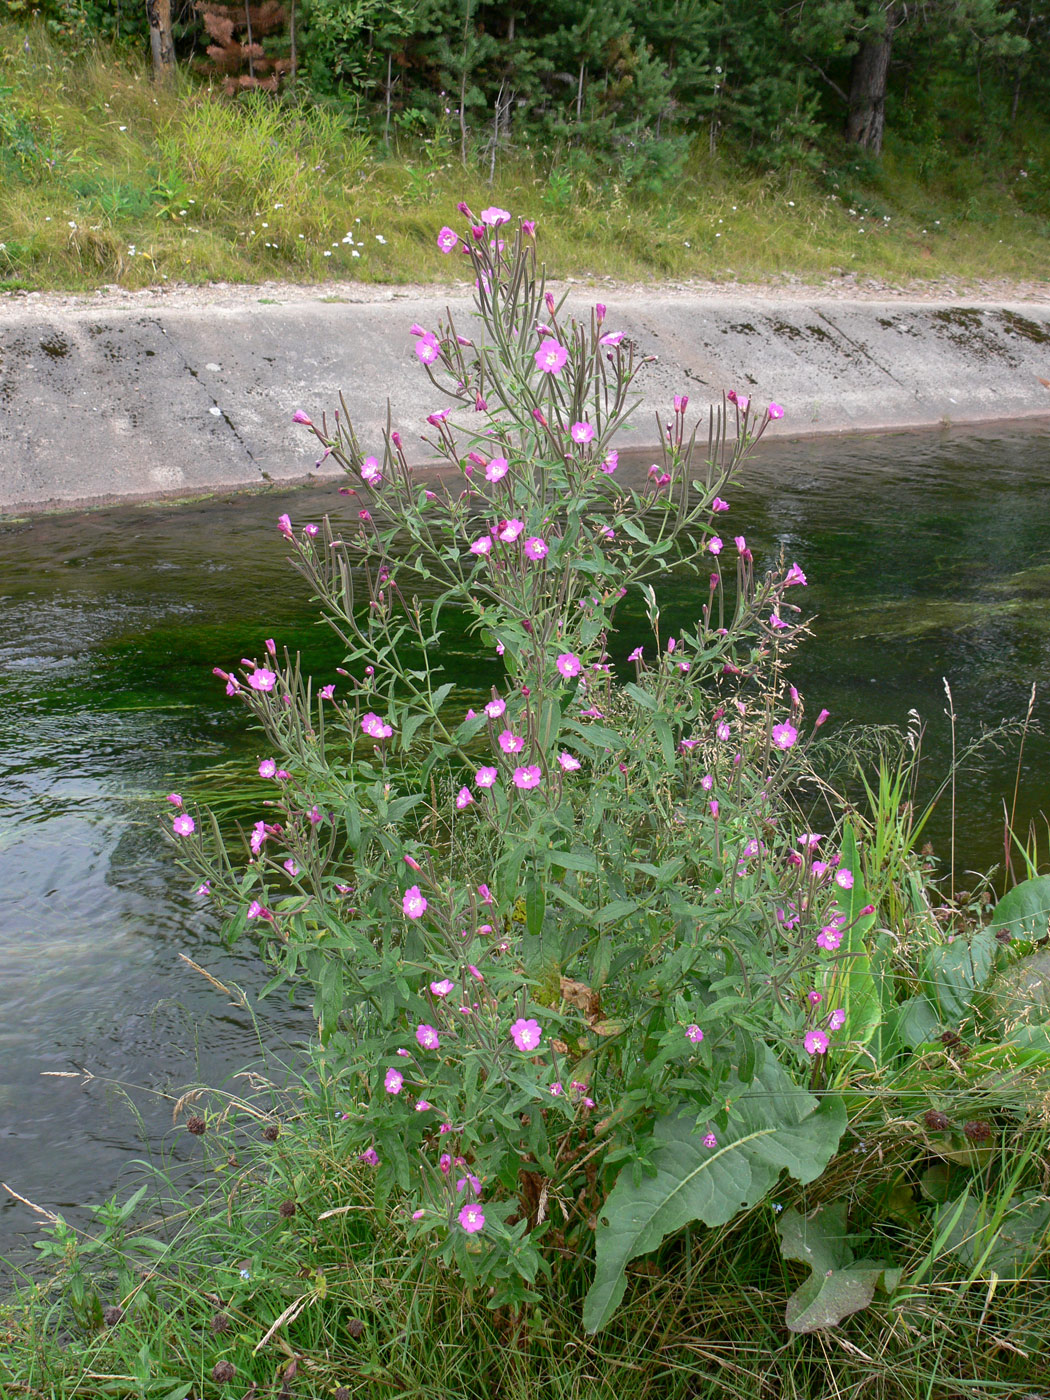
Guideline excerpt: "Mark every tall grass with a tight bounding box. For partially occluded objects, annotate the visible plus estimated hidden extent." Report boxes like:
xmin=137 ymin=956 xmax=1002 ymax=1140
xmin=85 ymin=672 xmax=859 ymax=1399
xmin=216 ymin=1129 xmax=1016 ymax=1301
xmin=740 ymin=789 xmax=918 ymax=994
xmin=4 ymin=1035 xmax=1050 ymax=1399
xmin=2 ymin=21 xmax=1050 ymax=292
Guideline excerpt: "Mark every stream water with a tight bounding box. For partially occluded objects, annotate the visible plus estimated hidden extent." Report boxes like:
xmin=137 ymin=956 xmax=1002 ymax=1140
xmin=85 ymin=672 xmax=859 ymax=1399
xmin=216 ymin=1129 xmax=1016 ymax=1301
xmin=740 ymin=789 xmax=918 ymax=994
xmin=2 ymin=422 xmax=1050 ymax=1264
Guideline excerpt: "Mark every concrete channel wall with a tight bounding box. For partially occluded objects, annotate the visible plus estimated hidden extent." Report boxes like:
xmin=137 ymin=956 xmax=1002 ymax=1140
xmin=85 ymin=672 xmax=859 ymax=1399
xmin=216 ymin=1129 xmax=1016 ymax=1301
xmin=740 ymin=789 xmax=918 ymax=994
xmin=2 ymin=283 xmax=1050 ymax=515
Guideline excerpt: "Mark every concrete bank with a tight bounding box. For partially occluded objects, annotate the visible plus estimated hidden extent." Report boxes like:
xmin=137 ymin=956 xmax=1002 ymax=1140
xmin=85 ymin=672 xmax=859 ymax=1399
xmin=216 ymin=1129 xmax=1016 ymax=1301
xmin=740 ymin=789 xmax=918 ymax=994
xmin=2 ymin=282 xmax=1050 ymax=515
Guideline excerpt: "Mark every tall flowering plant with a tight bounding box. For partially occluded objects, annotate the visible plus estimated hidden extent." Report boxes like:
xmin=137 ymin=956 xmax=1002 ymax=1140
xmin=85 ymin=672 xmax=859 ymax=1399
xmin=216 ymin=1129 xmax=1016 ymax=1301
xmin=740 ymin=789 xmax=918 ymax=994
xmin=172 ymin=205 xmax=854 ymax=1325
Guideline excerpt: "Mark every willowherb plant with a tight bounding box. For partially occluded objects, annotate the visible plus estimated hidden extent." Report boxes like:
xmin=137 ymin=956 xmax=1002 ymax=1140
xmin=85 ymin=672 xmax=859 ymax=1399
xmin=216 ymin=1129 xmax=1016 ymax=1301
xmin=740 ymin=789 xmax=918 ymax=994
xmin=171 ymin=204 xmax=860 ymax=1324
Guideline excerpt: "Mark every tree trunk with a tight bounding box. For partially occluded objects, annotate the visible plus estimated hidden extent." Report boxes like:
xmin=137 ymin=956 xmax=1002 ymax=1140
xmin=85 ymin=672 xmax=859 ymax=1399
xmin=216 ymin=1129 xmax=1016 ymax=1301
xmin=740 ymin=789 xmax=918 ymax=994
xmin=845 ymin=12 xmax=895 ymax=154
xmin=145 ymin=0 xmax=175 ymax=83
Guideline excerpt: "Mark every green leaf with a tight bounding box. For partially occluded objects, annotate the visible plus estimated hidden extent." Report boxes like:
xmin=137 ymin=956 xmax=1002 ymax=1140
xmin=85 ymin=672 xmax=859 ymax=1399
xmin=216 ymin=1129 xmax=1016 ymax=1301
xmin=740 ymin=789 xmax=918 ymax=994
xmin=922 ymin=927 xmax=997 ymax=1022
xmin=594 ymin=898 xmax=641 ymax=927
xmin=987 ymin=875 xmax=1050 ymax=942
xmin=583 ymin=1058 xmax=846 ymax=1332
xmin=777 ymin=1203 xmax=898 ymax=1333
xmin=934 ymin=1191 xmax=1050 ymax=1277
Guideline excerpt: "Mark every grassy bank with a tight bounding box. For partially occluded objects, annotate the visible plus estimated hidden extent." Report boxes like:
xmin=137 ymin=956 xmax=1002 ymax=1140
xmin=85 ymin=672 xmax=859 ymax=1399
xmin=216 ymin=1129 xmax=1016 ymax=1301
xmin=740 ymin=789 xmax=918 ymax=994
xmin=4 ymin=1042 xmax=1050 ymax=1400
xmin=2 ymin=24 xmax=1050 ymax=294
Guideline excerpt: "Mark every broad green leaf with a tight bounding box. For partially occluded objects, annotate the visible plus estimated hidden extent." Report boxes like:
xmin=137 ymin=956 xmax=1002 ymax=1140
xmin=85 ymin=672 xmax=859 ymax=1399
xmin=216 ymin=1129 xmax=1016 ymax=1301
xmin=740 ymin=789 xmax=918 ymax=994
xmin=987 ymin=875 xmax=1050 ymax=943
xmin=583 ymin=1059 xmax=846 ymax=1332
xmin=777 ymin=1203 xmax=898 ymax=1333
xmin=922 ymin=927 xmax=997 ymax=1022
xmin=934 ymin=1191 xmax=1050 ymax=1277
xmin=891 ymin=994 xmax=941 ymax=1049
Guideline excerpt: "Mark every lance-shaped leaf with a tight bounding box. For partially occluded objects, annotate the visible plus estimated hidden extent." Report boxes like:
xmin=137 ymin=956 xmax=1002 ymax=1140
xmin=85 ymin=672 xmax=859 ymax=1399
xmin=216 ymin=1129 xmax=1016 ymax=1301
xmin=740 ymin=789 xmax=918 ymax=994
xmin=777 ymin=1203 xmax=899 ymax=1333
xmin=583 ymin=1059 xmax=846 ymax=1332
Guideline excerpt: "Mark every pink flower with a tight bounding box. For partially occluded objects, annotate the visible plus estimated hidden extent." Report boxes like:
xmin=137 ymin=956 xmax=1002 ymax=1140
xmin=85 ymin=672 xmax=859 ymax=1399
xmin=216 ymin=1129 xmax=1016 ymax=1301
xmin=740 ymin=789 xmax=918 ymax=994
xmin=416 ymin=1024 xmax=440 ymax=1050
xmin=498 ymin=730 xmax=525 ymax=754
xmin=455 ymin=786 xmax=473 ymax=810
xmin=498 ymin=518 xmax=524 ymax=543
xmin=835 ymin=868 xmax=854 ymax=890
xmin=771 ymin=722 xmax=798 ymax=750
xmin=403 ymin=886 xmax=428 ymax=919
xmin=558 ymin=752 xmax=581 ymax=772
xmin=361 ymin=455 xmax=382 ymax=485
xmin=283 ymin=858 xmax=299 ymax=877
xmin=522 ymin=219 xmax=536 ymax=237
xmin=627 ymin=646 xmax=643 ymax=662
xmin=431 ymin=978 xmax=454 ymax=997
xmin=817 ymin=928 xmax=842 ymax=952
xmin=246 ymin=900 xmax=266 ymax=920
xmin=166 ymin=792 xmax=183 ymax=806
xmin=485 ymin=457 xmax=509 ymax=483
xmin=570 ymin=421 xmax=595 ymax=445
xmin=248 ymin=668 xmax=276 ymax=692
xmin=709 ymin=799 xmax=719 ymax=818
xmin=480 ymin=206 xmax=510 ymax=226
xmin=511 ymin=1017 xmax=542 ymax=1052
xmin=384 ymin=1068 xmax=404 ymax=1094
xmin=534 ymin=339 xmax=568 ymax=374
xmin=277 ymin=513 xmax=294 ymax=538
xmin=784 ymin=562 xmax=808 ymax=587
xmin=716 ymin=721 xmax=731 ymax=742
xmin=816 ymin=708 xmax=830 ymax=727
xmin=469 ymin=535 xmax=492 ymax=555
xmin=415 ymin=340 xmax=440 ymax=366
xmin=808 ymin=990 xmax=823 ymax=1006
xmin=734 ymin=536 xmax=747 ymax=553
xmin=828 ymin=1009 xmax=846 ymax=1030
xmin=701 ymin=774 xmax=714 ymax=791
xmin=437 ymin=226 xmax=458 ymax=253
xmin=173 ymin=813 xmax=195 ymax=836
xmin=684 ymin=1024 xmax=704 ymax=1044
xmin=258 ymin=758 xmax=277 ymax=779
xmin=292 ymin=410 xmax=312 ymax=426
xmin=484 ymin=697 xmax=506 ymax=719
xmin=458 ymin=1203 xmax=485 ymax=1234
xmin=600 ymin=450 xmax=619 ymax=474
xmin=556 ymin=652 xmax=582 ymax=679
xmin=768 ymin=402 xmax=785 ymax=420
xmin=359 ymin=1147 xmax=379 ymax=1165
xmin=707 ymin=537 xmax=723 ymax=555
xmin=478 ymin=883 xmax=494 ymax=904
xmin=361 ymin=713 xmax=393 ymax=739
xmin=702 ymin=1133 xmax=718 ymax=1149
xmin=513 ymin=765 xmax=542 ymax=790
xmin=599 ymin=331 xmax=625 ymax=346
xmin=475 ymin=766 xmax=498 ymax=788
xmin=524 ymin=536 xmax=548 ymax=561
xmin=804 ymin=1030 xmax=829 ymax=1055
xmin=711 ymin=497 xmax=729 ymax=512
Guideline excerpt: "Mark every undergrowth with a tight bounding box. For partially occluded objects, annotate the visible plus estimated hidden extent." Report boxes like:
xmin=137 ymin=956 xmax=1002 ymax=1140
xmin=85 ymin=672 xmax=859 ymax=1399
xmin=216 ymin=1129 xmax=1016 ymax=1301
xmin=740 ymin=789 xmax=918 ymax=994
xmin=1 ymin=22 xmax=1049 ymax=293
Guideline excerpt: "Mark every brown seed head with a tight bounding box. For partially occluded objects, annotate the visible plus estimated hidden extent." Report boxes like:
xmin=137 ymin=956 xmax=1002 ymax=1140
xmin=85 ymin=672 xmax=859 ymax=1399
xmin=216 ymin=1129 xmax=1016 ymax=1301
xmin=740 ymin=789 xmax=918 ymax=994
xmin=278 ymin=1199 xmax=297 ymax=1219
xmin=335 ymin=1388 xmax=352 ymax=1400
xmin=262 ymin=1123 xmax=280 ymax=1142
xmin=211 ymin=1360 xmax=236 ymax=1383
xmin=210 ymin=1311 xmax=231 ymax=1334
xmin=186 ymin=1115 xmax=207 ymax=1136
xmin=102 ymin=1304 xmax=124 ymax=1327
xmin=964 ymin=1119 xmax=993 ymax=1143
xmin=924 ymin=1109 xmax=950 ymax=1132
xmin=347 ymin=1317 xmax=365 ymax=1339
